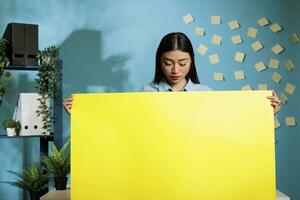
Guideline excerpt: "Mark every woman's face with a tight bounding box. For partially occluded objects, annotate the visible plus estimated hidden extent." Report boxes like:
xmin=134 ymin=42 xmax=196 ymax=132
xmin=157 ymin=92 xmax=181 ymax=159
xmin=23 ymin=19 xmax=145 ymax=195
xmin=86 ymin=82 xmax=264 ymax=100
xmin=160 ymin=50 xmax=191 ymax=86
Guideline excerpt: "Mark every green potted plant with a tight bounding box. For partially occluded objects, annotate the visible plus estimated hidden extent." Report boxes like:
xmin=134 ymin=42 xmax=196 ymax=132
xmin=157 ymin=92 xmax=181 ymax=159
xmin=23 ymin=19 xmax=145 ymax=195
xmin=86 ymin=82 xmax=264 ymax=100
xmin=0 ymin=38 xmax=11 ymax=105
xmin=2 ymin=119 xmax=21 ymax=136
xmin=3 ymin=163 xmax=49 ymax=200
xmin=41 ymin=140 xmax=70 ymax=190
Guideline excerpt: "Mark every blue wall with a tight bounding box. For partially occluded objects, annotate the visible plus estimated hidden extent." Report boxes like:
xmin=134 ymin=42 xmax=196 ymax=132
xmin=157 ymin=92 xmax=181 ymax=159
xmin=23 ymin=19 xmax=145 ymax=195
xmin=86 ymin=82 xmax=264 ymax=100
xmin=0 ymin=0 xmax=299 ymax=199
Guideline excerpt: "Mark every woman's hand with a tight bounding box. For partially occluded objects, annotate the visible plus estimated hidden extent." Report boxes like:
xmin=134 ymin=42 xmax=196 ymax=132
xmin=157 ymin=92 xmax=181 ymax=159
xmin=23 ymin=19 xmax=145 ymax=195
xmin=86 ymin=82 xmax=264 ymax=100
xmin=266 ymin=91 xmax=282 ymax=114
xmin=63 ymin=95 xmax=73 ymax=114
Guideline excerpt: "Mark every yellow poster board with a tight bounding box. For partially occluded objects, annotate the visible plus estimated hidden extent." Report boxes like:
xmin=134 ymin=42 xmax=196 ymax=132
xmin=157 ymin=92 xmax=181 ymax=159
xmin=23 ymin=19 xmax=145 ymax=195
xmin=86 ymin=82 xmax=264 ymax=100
xmin=71 ymin=91 xmax=276 ymax=200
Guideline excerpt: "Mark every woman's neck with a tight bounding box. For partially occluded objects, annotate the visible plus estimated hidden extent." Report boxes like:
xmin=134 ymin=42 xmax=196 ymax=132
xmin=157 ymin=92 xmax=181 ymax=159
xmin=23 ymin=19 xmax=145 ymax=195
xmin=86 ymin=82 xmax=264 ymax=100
xmin=171 ymin=79 xmax=187 ymax=92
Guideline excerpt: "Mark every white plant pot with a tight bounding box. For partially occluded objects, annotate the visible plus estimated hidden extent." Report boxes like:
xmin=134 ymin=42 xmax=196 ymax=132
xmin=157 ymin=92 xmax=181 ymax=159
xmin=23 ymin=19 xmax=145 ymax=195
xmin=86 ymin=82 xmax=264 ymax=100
xmin=6 ymin=128 xmax=16 ymax=136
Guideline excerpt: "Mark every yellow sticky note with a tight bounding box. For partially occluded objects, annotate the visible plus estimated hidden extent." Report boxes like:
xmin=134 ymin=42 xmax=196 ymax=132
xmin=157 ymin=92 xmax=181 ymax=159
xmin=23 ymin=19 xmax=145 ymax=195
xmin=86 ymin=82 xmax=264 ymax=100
xmin=241 ymin=84 xmax=252 ymax=90
xmin=290 ymin=33 xmax=299 ymax=44
xmin=195 ymin=27 xmax=205 ymax=36
xmin=271 ymin=44 xmax=284 ymax=55
xmin=285 ymin=59 xmax=295 ymax=71
xmin=212 ymin=34 xmax=222 ymax=45
xmin=258 ymin=84 xmax=268 ymax=90
xmin=269 ymin=59 xmax=279 ymax=69
xmin=247 ymin=27 xmax=258 ymax=38
xmin=231 ymin=35 xmax=242 ymax=45
xmin=235 ymin=52 xmax=245 ymax=63
xmin=228 ymin=20 xmax=240 ymax=30
xmin=197 ymin=44 xmax=208 ymax=56
xmin=234 ymin=70 xmax=245 ymax=80
xmin=270 ymin=23 xmax=282 ymax=33
xmin=279 ymin=93 xmax=288 ymax=104
xmin=255 ymin=61 xmax=266 ymax=72
xmin=214 ymin=73 xmax=224 ymax=81
xmin=71 ymin=92 xmax=276 ymax=200
xmin=284 ymin=83 xmax=296 ymax=95
xmin=252 ymin=41 xmax=264 ymax=52
xmin=183 ymin=13 xmax=194 ymax=24
xmin=209 ymin=53 xmax=219 ymax=64
xmin=257 ymin=17 xmax=270 ymax=26
xmin=271 ymin=72 xmax=282 ymax=83
xmin=274 ymin=118 xmax=281 ymax=129
xmin=285 ymin=117 xmax=296 ymax=126
xmin=211 ymin=16 xmax=221 ymax=24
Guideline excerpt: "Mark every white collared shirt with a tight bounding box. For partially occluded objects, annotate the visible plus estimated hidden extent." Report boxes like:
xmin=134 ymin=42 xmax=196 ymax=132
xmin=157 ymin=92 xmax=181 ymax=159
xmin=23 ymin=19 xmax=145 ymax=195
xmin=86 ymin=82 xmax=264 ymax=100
xmin=140 ymin=79 xmax=212 ymax=92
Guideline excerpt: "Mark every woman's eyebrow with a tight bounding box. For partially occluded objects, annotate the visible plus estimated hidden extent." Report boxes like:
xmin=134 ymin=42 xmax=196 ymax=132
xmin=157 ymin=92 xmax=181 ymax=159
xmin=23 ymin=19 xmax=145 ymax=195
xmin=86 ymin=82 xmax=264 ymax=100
xmin=178 ymin=58 xmax=189 ymax=61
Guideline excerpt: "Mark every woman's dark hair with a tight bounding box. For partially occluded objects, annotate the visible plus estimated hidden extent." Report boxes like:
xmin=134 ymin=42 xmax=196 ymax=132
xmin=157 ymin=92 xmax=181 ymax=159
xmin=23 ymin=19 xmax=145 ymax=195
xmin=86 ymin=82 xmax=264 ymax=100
xmin=153 ymin=32 xmax=200 ymax=84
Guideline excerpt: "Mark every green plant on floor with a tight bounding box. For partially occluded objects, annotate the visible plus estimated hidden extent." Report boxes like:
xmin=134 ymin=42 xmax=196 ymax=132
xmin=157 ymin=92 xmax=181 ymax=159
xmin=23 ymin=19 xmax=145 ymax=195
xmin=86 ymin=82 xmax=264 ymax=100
xmin=41 ymin=140 xmax=70 ymax=178
xmin=35 ymin=45 xmax=60 ymax=134
xmin=3 ymin=163 xmax=49 ymax=200
xmin=0 ymin=38 xmax=12 ymax=105
xmin=2 ymin=119 xmax=21 ymax=132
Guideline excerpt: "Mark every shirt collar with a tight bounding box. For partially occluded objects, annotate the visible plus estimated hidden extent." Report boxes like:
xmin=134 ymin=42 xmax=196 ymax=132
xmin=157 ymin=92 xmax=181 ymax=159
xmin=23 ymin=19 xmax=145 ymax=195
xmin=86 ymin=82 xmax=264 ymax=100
xmin=158 ymin=79 xmax=194 ymax=92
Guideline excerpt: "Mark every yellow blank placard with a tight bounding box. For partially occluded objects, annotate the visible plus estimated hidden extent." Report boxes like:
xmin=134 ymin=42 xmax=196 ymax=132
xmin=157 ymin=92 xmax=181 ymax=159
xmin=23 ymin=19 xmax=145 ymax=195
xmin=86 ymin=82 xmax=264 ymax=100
xmin=71 ymin=92 xmax=276 ymax=200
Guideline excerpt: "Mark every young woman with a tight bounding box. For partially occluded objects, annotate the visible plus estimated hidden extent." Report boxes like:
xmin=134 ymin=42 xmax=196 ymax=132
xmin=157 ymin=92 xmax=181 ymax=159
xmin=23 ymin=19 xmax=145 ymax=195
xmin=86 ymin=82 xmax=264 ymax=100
xmin=63 ymin=32 xmax=282 ymax=114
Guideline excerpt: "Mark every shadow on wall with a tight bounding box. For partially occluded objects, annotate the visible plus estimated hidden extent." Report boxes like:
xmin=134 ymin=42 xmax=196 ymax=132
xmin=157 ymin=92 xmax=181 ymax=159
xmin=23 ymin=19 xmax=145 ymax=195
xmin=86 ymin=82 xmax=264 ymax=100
xmin=61 ymin=29 xmax=131 ymax=95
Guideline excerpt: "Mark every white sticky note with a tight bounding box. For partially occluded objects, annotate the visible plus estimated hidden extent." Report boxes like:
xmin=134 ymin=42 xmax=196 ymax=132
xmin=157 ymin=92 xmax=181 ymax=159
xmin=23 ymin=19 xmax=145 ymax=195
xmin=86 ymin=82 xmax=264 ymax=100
xmin=209 ymin=53 xmax=219 ymax=64
xmin=270 ymin=23 xmax=282 ymax=33
xmin=231 ymin=35 xmax=242 ymax=45
xmin=269 ymin=59 xmax=279 ymax=69
xmin=197 ymin=44 xmax=208 ymax=56
xmin=290 ymin=33 xmax=299 ymax=44
xmin=241 ymin=84 xmax=252 ymax=90
xmin=255 ymin=61 xmax=266 ymax=72
xmin=234 ymin=70 xmax=245 ymax=80
xmin=235 ymin=52 xmax=245 ymax=63
xmin=279 ymin=93 xmax=288 ymax=104
xmin=274 ymin=118 xmax=281 ymax=129
xmin=271 ymin=72 xmax=282 ymax=83
xmin=247 ymin=27 xmax=258 ymax=38
xmin=257 ymin=17 xmax=270 ymax=26
xmin=214 ymin=73 xmax=224 ymax=81
xmin=251 ymin=41 xmax=264 ymax=52
xmin=284 ymin=83 xmax=296 ymax=95
xmin=285 ymin=59 xmax=295 ymax=71
xmin=285 ymin=117 xmax=296 ymax=126
xmin=183 ymin=14 xmax=194 ymax=24
xmin=195 ymin=27 xmax=205 ymax=36
xmin=211 ymin=16 xmax=221 ymax=24
xmin=228 ymin=20 xmax=240 ymax=30
xmin=271 ymin=44 xmax=284 ymax=55
xmin=258 ymin=84 xmax=268 ymax=90
xmin=212 ymin=34 xmax=222 ymax=45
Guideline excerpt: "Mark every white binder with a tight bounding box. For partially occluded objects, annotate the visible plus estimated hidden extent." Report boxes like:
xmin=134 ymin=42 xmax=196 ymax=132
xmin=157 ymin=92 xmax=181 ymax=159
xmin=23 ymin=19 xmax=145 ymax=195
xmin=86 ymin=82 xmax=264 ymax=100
xmin=13 ymin=93 xmax=50 ymax=135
